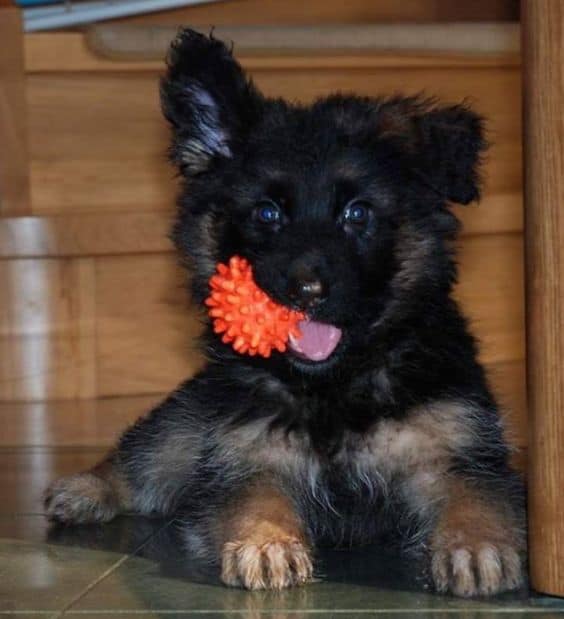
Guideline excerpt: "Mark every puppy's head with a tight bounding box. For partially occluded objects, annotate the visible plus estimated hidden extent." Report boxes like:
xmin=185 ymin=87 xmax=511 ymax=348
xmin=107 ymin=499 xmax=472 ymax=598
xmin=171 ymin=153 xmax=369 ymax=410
xmin=162 ymin=29 xmax=487 ymax=372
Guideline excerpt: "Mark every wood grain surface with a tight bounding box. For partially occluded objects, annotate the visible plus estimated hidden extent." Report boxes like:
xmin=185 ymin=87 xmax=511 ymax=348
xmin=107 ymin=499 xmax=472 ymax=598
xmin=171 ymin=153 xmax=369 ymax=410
xmin=110 ymin=0 xmax=519 ymax=27
xmin=0 ymin=7 xmax=30 ymax=214
xmin=522 ymin=0 xmax=564 ymax=597
xmin=23 ymin=47 xmax=521 ymax=215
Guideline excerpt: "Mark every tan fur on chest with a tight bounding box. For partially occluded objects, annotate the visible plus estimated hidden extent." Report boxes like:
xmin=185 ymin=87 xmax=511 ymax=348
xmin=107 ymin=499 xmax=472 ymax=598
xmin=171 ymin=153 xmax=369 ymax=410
xmin=230 ymin=400 xmax=476 ymax=487
xmin=354 ymin=401 xmax=475 ymax=475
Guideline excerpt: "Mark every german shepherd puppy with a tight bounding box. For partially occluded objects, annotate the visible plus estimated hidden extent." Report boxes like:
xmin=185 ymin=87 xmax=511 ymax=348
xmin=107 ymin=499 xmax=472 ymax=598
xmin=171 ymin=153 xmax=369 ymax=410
xmin=45 ymin=29 xmax=525 ymax=597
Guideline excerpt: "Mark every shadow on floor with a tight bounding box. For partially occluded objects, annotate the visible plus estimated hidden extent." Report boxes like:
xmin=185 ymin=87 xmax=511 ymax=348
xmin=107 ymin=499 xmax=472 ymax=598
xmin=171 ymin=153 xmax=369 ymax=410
xmin=46 ymin=514 xmax=533 ymax=599
xmin=0 ymin=513 xmax=559 ymax=616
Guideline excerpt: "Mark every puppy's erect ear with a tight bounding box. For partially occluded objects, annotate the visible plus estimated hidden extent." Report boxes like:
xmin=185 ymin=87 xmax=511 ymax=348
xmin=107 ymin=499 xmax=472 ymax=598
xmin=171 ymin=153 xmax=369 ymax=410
xmin=161 ymin=29 xmax=262 ymax=174
xmin=376 ymin=98 xmax=487 ymax=205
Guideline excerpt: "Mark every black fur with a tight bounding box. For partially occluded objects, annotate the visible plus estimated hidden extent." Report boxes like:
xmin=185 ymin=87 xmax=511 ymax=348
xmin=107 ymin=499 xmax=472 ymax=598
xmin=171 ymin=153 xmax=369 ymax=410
xmin=46 ymin=29 xmax=525 ymax=596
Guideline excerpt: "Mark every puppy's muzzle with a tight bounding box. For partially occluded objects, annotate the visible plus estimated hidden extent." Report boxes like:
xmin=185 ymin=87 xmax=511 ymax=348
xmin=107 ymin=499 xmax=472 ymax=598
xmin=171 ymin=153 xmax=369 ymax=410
xmin=288 ymin=276 xmax=328 ymax=309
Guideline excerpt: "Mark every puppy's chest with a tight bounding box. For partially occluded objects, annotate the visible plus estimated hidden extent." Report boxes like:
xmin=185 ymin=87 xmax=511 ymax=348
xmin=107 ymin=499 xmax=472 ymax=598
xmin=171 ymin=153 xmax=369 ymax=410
xmin=249 ymin=411 xmax=452 ymax=486
xmin=286 ymin=388 xmax=384 ymax=456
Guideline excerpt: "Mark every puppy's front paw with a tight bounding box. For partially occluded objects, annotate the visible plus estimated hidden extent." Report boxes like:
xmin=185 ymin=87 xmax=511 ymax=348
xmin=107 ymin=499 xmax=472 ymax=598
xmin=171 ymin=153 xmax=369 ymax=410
xmin=44 ymin=473 xmax=118 ymax=524
xmin=221 ymin=536 xmax=313 ymax=590
xmin=431 ymin=537 xmax=523 ymax=597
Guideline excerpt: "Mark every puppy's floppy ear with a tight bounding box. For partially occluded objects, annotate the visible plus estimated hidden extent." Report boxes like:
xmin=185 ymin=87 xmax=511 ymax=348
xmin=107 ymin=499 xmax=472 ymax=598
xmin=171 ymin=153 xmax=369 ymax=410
xmin=161 ymin=28 xmax=262 ymax=174
xmin=376 ymin=98 xmax=487 ymax=205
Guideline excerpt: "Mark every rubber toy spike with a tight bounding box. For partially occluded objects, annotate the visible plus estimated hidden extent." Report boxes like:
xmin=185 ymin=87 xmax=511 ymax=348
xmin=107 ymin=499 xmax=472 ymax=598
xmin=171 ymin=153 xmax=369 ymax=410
xmin=205 ymin=255 xmax=305 ymax=358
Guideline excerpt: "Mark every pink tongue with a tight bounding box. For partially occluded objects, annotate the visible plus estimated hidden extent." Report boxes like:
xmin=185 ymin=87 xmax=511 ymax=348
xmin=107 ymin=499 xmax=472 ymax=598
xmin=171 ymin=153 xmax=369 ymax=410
xmin=288 ymin=319 xmax=342 ymax=362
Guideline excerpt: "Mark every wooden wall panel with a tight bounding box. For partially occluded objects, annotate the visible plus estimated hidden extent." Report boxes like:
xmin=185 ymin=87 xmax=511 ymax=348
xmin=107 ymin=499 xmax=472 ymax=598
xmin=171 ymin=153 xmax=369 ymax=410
xmin=30 ymin=159 xmax=176 ymax=214
xmin=485 ymin=359 xmax=526 ymax=447
xmin=0 ymin=258 xmax=96 ymax=400
xmin=523 ymin=0 xmax=564 ymax=595
xmin=27 ymin=74 xmax=164 ymax=160
xmin=453 ymin=192 xmax=523 ymax=236
xmin=0 ymin=7 xmax=30 ymax=214
xmin=25 ymin=38 xmax=519 ymax=73
xmin=117 ymin=0 xmax=519 ymax=27
xmin=27 ymin=73 xmax=175 ymax=214
xmin=0 ymin=395 xmax=161 ymax=447
xmin=94 ymin=254 xmax=204 ymax=396
xmin=455 ymin=233 xmax=525 ymax=365
xmin=26 ymin=64 xmax=521 ymax=215
xmin=0 ymin=212 xmax=172 ymax=258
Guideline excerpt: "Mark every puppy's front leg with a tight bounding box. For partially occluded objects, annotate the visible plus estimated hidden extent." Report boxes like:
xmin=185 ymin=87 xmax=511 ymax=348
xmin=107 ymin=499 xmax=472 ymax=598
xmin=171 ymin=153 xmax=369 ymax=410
xmin=218 ymin=480 xmax=313 ymax=590
xmin=45 ymin=383 xmax=206 ymax=523
xmin=428 ymin=477 xmax=525 ymax=597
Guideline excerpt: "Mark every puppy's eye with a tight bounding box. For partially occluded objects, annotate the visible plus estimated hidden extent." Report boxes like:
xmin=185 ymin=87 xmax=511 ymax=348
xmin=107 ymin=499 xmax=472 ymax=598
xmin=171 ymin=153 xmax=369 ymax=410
xmin=254 ymin=200 xmax=282 ymax=225
xmin=342 ymin=200 xmax=372 ymax=226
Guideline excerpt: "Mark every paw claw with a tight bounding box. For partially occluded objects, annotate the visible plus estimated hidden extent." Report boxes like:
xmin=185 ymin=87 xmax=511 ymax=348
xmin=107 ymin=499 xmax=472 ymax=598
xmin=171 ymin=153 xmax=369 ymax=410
xmin=431 ymin=541 xmax=523 ymax=597
xmin=221 ymin=538 xmax=313 ymax=590
xmin=477 ymin=545 xmax=502 ymax=596
xmin=431 ymin=549 xmax=449 ymax=593
xmin=451 ymin=548 xmax=476 ymax=597
xmin=500 ymin=546 xmax=523 ymax=590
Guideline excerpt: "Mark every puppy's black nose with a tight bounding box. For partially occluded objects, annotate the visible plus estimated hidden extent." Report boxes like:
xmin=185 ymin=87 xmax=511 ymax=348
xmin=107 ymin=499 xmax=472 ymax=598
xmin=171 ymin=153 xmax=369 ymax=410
xmin=288 ymin=277 xmax=328 ymax=308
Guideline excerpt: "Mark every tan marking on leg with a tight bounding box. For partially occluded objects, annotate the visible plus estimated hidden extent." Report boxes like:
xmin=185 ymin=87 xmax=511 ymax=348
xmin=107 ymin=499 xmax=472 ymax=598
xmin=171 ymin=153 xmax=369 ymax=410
xmin=345 ymin=399 xmax=522 ymax=598
xmin=219 ymin=482 xmax=313 ymax=590
xmin=430 ymin=480 xmax=524 ymax=597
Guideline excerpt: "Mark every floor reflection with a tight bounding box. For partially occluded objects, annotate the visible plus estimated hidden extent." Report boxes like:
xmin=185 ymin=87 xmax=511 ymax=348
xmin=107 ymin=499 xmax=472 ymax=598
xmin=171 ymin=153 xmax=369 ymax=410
xmin=46 ymin=515 xmax=436 ymax=592
xmin=0 ymin=512 xmax=542 ymax=616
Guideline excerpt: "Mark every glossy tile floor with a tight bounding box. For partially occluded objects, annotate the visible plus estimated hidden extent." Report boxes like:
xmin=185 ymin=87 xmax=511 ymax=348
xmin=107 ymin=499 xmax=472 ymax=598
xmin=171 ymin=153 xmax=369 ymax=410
xmin=2 ymin=400 xmax=564 ymax=618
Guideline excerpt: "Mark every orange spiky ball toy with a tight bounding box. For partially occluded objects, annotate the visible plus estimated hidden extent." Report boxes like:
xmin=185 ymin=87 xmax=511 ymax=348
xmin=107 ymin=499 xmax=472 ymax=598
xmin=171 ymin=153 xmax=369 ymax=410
xmin=205 ymin=256 xmax=305 ymax=358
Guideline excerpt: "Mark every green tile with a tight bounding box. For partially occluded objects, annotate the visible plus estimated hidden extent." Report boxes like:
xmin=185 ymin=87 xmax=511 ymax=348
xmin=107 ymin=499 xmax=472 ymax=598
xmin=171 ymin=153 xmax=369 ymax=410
xmin=0 ymin=516 xmax=171 ymax=614
xmin=531 ymin=596 xmax=564 ymax=610
xmin=0 ymin=538 xmax=127 ymax=613
xmin=64 ymin=528 xmax=564 ymax=616
xmin=67 ymin=549 xmax=539 ymax=615
xmin=58 ymin=612 xmax=563 ymax=618
xmin=334 ymin=614 xmax=564 ymax=618
xmin=63 ymin=615 xmax=224 ymax=619
xmin=2 ymin=516 xmax=563 ymax=617
xmin=0 ymin=514 xmax=168 ymax=555
xmin=58 ymin=610 xmax=564 ymax=618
